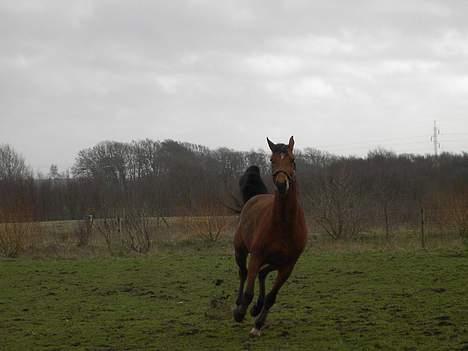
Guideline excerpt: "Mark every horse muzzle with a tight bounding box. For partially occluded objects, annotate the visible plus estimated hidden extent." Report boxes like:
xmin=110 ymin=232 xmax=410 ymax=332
xmin=273 ymin=170 xmax=292 ymax=195
xmin=274 ymin=177 xmax=289 ymax=195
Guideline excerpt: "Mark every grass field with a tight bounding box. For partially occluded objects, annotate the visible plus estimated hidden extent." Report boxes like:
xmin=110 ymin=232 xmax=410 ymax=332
xmin=1 ymin=242 xmax=468 ymax=350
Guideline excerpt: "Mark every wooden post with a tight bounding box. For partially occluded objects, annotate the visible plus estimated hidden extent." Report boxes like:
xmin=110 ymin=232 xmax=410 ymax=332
xmin=384 ymin=203 xmax=390 ymax=242
xmin=420 ymin=207 xmax=426 ymax=249
xmin=86 ymin=214 xmax=94 ymax=233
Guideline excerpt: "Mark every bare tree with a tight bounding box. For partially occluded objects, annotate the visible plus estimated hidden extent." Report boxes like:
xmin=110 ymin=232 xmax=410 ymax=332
xmin=308 ymin=164 xmax=368 ymax=240
xmin=367 ymin=148 xmax=401 ymax=240
xmin=0 ymin=144 xmax=31 ymax=180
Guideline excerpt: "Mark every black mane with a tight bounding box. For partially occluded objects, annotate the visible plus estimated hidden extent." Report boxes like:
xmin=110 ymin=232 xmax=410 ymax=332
xmin=270 ymin=143 xmax=289 ymax=154
xmin=239 ymin=165 xmax=268 ymax=204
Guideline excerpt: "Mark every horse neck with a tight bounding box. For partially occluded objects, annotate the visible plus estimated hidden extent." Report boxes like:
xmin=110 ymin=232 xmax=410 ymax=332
xmin=273 ymin=180 xmax=299 ymax=224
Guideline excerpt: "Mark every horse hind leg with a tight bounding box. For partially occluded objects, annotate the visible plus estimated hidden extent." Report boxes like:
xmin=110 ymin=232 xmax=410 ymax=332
xmin=250 ymin=264 xmax=276 ymax=317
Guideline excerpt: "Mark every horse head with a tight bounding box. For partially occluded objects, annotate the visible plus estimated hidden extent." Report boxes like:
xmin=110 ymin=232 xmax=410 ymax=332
xmin=267 ymin=136 xmax=296 ymax=196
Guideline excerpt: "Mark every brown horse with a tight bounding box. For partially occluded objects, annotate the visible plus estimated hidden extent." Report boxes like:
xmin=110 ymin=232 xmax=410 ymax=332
xmin=233 ymin=136 xmax=308 ymax=336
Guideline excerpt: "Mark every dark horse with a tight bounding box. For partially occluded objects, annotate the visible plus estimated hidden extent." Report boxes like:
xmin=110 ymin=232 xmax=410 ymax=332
xmin=233 ymin=136 xmax=308 ymax=336
xmin=239 ymin=165 xmax=268 ymax=203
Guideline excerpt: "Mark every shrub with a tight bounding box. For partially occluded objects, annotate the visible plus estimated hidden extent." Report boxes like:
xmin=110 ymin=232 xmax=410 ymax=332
xmin=0 ymin=222 xmax=29 ymax=258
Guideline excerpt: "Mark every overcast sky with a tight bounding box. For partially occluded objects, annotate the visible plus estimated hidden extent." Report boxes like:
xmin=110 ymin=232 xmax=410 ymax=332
xmin=1 ymin=0 xmax=468 ymax=173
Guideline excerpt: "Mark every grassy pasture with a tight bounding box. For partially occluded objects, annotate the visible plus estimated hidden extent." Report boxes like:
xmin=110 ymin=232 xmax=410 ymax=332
xmin=1 ymin=242 xmax=467 ymax=351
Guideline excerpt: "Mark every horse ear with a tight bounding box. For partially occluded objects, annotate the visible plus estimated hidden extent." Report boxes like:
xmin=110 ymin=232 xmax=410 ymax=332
xmin=267 ymin=137 xmax=276 ymax=152
xmin=288 ymin=136 xmax=295 ymax=153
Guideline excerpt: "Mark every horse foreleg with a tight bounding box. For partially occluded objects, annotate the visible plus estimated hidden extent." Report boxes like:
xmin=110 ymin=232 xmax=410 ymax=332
xmin=250 ymin=264 xmax=276 ymax=317
xmin=250 ymin=263 xmax=295 ymax=336
xmin=233 ymin=255 xmax=261 ymax=323
xmin=235 ymin=250 xmax=247 ymax=306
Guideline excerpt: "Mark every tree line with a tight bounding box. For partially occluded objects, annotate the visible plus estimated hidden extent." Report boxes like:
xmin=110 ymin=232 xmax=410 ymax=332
xmin=1 ymin=140 xmax=467 ymax=239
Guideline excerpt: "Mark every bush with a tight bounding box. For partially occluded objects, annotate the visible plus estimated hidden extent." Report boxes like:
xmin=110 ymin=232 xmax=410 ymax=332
xmin=95 ymin=210 xmax=154 ymax=255
xmin=0 ymin=222 xmax=29 ymax=258
xmin=121 ymin=211 xmax=152 ymax=254
xmin=75 ymin=216 xmax=94 ymax=247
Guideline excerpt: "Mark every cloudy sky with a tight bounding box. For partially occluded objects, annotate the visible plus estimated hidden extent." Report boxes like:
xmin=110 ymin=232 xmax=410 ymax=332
xmin=1 ymin=0 xmax=468 ymax=173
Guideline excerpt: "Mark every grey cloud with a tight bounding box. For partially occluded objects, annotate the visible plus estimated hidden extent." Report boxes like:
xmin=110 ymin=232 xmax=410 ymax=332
xmin=1 ymin=0 xmax=467 ymax=173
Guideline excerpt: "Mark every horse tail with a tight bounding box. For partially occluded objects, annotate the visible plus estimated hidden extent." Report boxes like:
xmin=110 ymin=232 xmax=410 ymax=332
xmin=239 ymin=165 xmax=268 ymax=205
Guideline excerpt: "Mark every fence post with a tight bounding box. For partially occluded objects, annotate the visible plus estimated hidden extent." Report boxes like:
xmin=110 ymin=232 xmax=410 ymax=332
xmin=384 ymin=203 xmax=390 ymax=242
xmin=420 ymin=207 xmax=426 ymax=249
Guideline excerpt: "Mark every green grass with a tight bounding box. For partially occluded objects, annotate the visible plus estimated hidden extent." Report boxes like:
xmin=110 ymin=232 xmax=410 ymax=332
xmin=1 ymin=244 xmax=467 ymax=350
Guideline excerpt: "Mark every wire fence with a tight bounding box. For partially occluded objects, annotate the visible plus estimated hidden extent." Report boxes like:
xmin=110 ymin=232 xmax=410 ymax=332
xmin=306 ymin=205 xmax=468 ymax=249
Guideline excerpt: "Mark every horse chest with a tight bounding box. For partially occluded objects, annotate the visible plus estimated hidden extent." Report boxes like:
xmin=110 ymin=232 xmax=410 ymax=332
xmin=262 ymin=244 xmax=305 ymax=267
xmin=254 ymin=231 xmax=303 ymax=265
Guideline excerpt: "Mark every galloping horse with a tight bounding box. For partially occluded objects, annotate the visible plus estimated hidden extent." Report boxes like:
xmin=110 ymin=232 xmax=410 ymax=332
xmin=233 ymin=136 xmax=308 ymax=336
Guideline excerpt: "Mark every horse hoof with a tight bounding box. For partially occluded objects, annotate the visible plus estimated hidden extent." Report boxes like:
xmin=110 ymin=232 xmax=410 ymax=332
xmin=250 ymin=304 xmax=262 ymax=317
xmin=249 ymin=328 xmax=262 ymax=337
xmin=233 ymin=308 xmax=245 ymax=323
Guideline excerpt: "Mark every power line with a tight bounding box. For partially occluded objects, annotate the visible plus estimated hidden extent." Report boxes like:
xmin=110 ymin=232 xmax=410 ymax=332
xmin=315 ymin=140 xmax=431 ymax=152
xmin=307 ymin=125 xmax=467 ymax=155
xmin=313 ymin=135 xmax=429 ymax=150
xmin=442 ymin=132 xmax=468 ymax=136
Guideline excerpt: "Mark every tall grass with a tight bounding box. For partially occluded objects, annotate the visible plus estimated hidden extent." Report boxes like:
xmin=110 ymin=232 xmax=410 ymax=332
xmin=0 ymin=209 xmax=38 ymax=258
xmin=1 ymin=211 xmax=466 ymax=259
